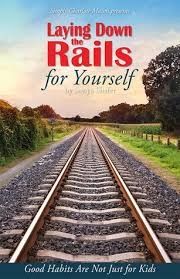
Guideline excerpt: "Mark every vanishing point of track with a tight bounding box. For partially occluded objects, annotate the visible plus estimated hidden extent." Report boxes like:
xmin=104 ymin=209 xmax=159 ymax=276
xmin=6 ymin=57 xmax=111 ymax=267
xmin=2 ymin=128 xmax=177 ymax=262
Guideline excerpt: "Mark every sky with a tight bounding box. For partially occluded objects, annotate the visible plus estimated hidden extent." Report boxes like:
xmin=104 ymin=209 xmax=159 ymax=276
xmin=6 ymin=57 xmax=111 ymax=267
xmin=0 ymin=0 xmax=180 ymax=117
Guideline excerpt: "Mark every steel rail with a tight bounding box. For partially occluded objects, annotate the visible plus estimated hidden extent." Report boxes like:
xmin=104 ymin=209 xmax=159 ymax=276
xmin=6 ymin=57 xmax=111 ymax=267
xmin=9 ymin=129 xmax=87 ymax=263
xmin=92 ymin=128 xmax=171 ymax=263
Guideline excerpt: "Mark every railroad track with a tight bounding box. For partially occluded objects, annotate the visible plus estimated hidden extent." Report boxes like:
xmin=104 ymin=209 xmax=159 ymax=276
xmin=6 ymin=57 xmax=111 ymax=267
xmin=0 ymin=128 xmax=179 ymax=263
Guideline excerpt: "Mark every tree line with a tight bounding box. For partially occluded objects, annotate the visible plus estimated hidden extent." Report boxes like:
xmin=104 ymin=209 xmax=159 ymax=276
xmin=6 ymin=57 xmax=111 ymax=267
xmin=71 ymin=45 xmax=180 ymax=133
xmin=67 ymin=103 xmax=155 ymax=124
xmin=21 ymin=104 xmax=61 ymax=119
xmin=0 ymin=102 xmax=60 ymax=159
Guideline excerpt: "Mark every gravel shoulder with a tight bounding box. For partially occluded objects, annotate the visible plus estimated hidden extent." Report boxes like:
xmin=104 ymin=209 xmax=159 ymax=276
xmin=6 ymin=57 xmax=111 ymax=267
xmin=99 ymin=129 xmax=180 ymax=193
xmin=0 ymin=130 xmax=83 ymax=223
xmin=0 ymin=130 xmax=81 ymax=189
xmin=97 ymin=130 xmax=180 ymax=229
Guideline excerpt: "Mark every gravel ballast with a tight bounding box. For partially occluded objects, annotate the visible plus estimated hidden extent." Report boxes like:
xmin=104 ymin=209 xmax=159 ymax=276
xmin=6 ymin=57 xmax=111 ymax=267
xmin=97 ymin=130 xmax=180 ymax=233
xmin=0 ymin=128 xmax=179 ymax=263
xmin=27 ymin=130 xmax=151 ymax=262
xmin=0 ymin=130 xmax=83 ymax=231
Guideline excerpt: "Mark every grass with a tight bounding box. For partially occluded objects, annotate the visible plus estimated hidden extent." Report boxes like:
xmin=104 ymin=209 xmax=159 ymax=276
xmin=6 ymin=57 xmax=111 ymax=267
xmin=94 ymin=122 xmax=179 ymax=138
xmin=116 ymin=123 xmax=162 ymax=135
xmin=0 ymin=127 xmax=79 ymax=172
xmin=100 ymin=127 xmax=180 ymax=184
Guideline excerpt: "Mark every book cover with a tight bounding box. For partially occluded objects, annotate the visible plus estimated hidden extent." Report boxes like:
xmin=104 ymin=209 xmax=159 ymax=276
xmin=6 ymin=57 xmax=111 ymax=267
xmin=0 ymin=1 xmax=179 ymax=278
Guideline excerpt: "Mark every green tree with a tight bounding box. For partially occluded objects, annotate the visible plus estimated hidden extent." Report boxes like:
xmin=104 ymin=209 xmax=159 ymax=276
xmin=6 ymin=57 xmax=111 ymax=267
xmin=74 ymin=115 xmax=81 ymax=122
xmin=142 ymin=45 xmax=180 ymax=131
xmin=100 ymin=103 xmax=132 ymax=123
xmin=34 ymin=105 xmax=57 ymax=119
xmin=22 ymin=106 xmax=35 ymax=117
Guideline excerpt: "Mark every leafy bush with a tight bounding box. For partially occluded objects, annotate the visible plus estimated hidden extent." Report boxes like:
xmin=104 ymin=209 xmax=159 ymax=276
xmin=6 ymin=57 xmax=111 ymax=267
xmin=0 ymin=107 xmax=50 ymax=158
xmin=135 ymin=125 xmax=162 ymax=135
xmin=0 ymin=117 xmax=13 ymax=156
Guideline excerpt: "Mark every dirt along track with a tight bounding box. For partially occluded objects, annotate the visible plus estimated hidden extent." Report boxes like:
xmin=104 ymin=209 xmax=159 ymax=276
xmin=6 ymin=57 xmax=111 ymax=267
xmin=0 ymin=128 xmax=179 ymax=263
